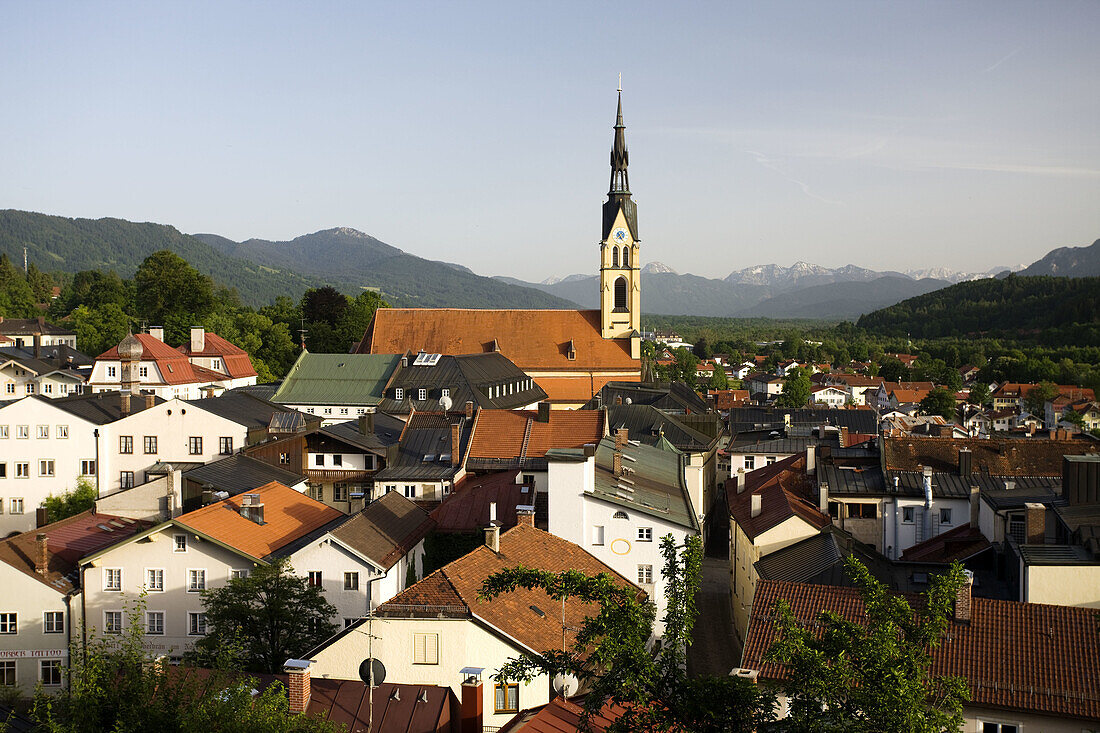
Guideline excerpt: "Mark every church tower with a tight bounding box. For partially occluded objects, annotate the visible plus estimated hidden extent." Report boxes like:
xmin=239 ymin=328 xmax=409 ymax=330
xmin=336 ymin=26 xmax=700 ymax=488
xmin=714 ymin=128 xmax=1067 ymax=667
xmin=599 ymin=85 xmax=641 ymax=342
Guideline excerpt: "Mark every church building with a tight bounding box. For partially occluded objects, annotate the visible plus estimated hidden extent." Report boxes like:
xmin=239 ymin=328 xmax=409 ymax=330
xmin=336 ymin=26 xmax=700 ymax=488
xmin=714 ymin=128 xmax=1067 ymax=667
xmin=355 ymin=90 xmax=643 ymax=408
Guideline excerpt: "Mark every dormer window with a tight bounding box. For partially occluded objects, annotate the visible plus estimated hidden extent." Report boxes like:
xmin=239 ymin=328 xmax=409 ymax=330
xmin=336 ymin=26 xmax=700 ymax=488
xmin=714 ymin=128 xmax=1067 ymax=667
xmin=418 ymin=388 xmax=427 ymax=401
xmin=395 ymin=388 xmax=404 ymax=400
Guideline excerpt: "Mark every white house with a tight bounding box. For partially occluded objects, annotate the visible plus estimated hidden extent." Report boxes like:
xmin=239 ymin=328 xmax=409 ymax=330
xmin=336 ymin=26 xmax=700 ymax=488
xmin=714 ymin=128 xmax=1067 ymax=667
xmin=810 ymin=386 xmax=848 ymax=408
xmin=0 ymin=354 xmax=85 ymax=400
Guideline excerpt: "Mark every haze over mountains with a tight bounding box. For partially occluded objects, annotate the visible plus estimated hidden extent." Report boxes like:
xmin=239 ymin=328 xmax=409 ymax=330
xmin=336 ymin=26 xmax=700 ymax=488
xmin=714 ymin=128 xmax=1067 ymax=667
xmin=1 ymin=210 xmax=1096 ymax=320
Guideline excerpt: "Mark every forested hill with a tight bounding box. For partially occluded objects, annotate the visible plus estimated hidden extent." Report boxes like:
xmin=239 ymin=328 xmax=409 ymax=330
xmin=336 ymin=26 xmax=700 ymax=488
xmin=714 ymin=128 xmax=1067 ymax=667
xmin=0 ymin=210 xmax=323 ymax=307
xmin=856 ymin=275 xmax=1100 ymax=344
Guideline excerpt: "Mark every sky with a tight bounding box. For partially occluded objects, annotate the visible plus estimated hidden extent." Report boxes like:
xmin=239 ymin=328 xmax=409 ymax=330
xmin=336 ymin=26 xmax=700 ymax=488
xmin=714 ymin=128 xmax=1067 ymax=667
xmin=3 ymin=1 xmax=1099 ymax=282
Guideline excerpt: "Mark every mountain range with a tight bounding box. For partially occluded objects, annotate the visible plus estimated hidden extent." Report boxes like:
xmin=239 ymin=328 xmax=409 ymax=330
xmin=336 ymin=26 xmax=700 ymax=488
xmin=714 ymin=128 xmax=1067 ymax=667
xmin=2 ymin=209 xmax=1096 ymax=320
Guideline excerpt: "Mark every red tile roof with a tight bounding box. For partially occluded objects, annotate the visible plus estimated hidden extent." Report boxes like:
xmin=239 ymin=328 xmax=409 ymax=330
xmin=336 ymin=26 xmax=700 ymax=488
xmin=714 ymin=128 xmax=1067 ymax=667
xmin=726 ymin=454 xmax=830 ymax=541
xmin=499 ymin=695 xmax=630 ymax=733
xmin=176 ymin=332 xmax=257 ymax=379
xmin=175 ymin=482 xmax=343 ymax=561
xmin=743 ymin=579 xmax=1100 ymax=722
xmin=899 ymin=523 xmax=991 ymax=563
xmin=97 ymin=334 xmax=205 ymax=385
xmin=467 ymin=409 xmax=605 ymax=460
xmin=883 ymin=435 xmax=1099 ymax=475
xmin=431 ymin=470 xmax=534 ymax=532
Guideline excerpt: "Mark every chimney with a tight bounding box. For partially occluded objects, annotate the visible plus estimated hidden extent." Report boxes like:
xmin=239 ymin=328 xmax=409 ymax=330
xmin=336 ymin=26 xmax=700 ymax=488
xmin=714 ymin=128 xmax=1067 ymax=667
xmin=750 ymin=493 xmax=762 ymax=518
xmin=36 ymin=506 xmax=49 ymax=528
xmin=35 ymin=533 xmax=48 ymax=574
xmin=736 ymin=469 xmax=746 ymax=494
xmin=451 ymin=421 xmax=462 ymax=467
xmin=489 ymin=501 xmax=497 ymax=524
xmin=969 ymin=485 xmax=980 ymax=528
xmin=33 ymin=333 xmax=41 ymax=359
xmin=583 ymin=443 xmax=596 ymax=459
xmin=615 ymin=427 xmax=629 ymax=449
xmin=958 ymin=447 xmax=973 ymax=477
xmin=148 ymin=326 xmax=164 ymax=342
xmin=120 ymin=391 xmax=131 ymax=416
xmin=537 ymin=401 xmax=551 ymax=423
xmin=358 ymin=411 xmax=374 ymax=435
xmin=954 ymin=570 xmax=974 ymax=624
xmin=144 ymin=393 xmax=155 ymax=410
xmin=1024 ymin=502 xmax=1045 ymax=544
xmin=840 ymin=426 xmax=849 ymax=447
xmin=818 ymin=481 xmax=829 ymax=516
xmin=460 ymin=673 xmax=484 ymax=733
xmin=516 ymin=508 xmax=535 ymax=527
xmin=465 ymin=400 xmax=474 ymax=420
xmin=190 ymin=327 xmax=205 ymax=353
xmin=614 ymin=395 xmax=623 ymax=406
xmin=284 ymin=659 xmax=312 ymax=715
xmin=240 ymin=494 xmax=265 ymax=524
xmin=613 ymin=449 xmax=623 ymax=477
xmin=484 ymin=525 xmax=500 ymax=552
xmin=706 ymin=393 xmax=716 ymax=412
xmin=805 ymin=446 xmax=816 ymax=475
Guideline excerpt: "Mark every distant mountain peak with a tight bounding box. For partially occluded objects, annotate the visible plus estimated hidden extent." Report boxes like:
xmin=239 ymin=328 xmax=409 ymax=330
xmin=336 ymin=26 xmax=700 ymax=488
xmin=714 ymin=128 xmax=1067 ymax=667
xmin=642 ymin=261 xmax=677 ymax=274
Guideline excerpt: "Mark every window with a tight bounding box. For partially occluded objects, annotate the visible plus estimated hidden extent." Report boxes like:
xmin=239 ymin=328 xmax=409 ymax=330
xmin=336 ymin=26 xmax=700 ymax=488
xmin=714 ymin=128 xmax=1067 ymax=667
xmin=15 ymin=463 xmax=29 ymax=479
xmin=16 ymin=425 xmax=28 ymax=439
xmin=0 ymin=425 xmax=7 ymax=439
xmin=323 ymin=408 xmax=332 ymax=415
xmin=188 ymin=569 xmax=206 ymax=592
xmin=332 ymin=454 xmax=342 ymax=466
xmin=404 ymin=485 xmax=416 ymax=498
xmin=107 ymin=366 xmax=117 ymax=378
xmin=104 ymin=611 xmax=122 ymax=634
xmin=384 ymin=484 xmax=397 ymax=494
xmin=307 ymin=483 xmax=323 ymax=502
xmin=902 ymin=506 xmax=916 ymax=523
xmin=0 ymin=660 xmax=14 ymax=686
xmin=315 ymin=454 xmax=325 ymax=467
xmin=39 ymin=659 xmax=62 ymax=686
xmin=230 ymin=568 xmax=250 ymax=580
xmin=333 ymin=483 xmax=348 ymax=502
xmin=744 ymin=455 xmax=755 ymax=470
xmin=146 ymin=569 xmax=164 ymax=592
xmin=981 ymin=724 xmax=1019 ymax=733
xmin=441 ymin=388 xmax=450 ymax=398
xmin=637 ymin=564 xmax=653 ymax=584
xmin=143 ymin=436 xmax=157 ymax=454
xmin=25 ymin=383 xmax=35 ymax=395
xmin=188 ymin=437 xmax=202 ymax=455
xmin=613 ymin=276 xmax=627 ymax=310
xmin=146 ymin=611 xmax=165 ymax=635
xmin=57 ymin=425 xmax=68 ymax=439
xmin=306 ymin=571 xmax=323 ymax=587
xmin=188 ymin=612 xmax=207 ymax=636
xmin=10 ymin=498 xmax=23 ymax=514
xmin=104 ymin=568 xmax=122 ymax=591
xmin=139 ymin=366 xmax=148 ymax=378
xmin=394 ymin=388 xmax=404 ymax=400
xmin=828 ymin=501 xmax=841 ymax=520
xmin=174 ymin=534 xmax=188 ymax=553
xmin=80 ymin=460 xmax=96 ymax=476
xmin=848 ymin=503 xmax=877 ymax=519
xmin=939 ymin=508 xmax=952 ymax=525
xmin=39 ymin=459 xmax=55 ymax=477
xmin=766 ymin=456 xmax=777 ymax=466
xmin=37 ymin=425 xmax=48 ymax=439
xmin=612 ymin=510 xmax=628 ymax=520
xmin=417 ymin=388 xmax=427 ymax=401
xmin=3 ymin=384 xmax=11 ymax=394
xmin=120 ymin=471 xmax=134 ymax=489
xmin=279 ymin=452 xmax=290 ymax=465
xmin=344 ymin=618 xmax=357 ymax=628
xmin=623 ymin=246 xmax=630 ymax=267
xmin=0 ymin=613 xmax=16 ymax=634
xmin=343 ymin=572 xmax=359 ymax=591
xmin=592 ymin=525 xmax=605 ymax=546
xmin=611 ymin=246 xmax=619 ymax=267
xmin=522 ymin=473 xmax=535 ymax=487
xmin=413 ymin=632 xmax=439 ymax=665
xmin=340 ymin=408 xmax=348 ymax=415
xmin=637 ymin=527 xmax=653 ymax=542
xmin=494 ymin=682 xmax=519 ymax=713
xmin=44 ymin=611 xmax=64 ymax=634
xmin=119 ymin=435 xmax=133 ymax=453
xmin=219 ymin=437 xmax=233 ymax=455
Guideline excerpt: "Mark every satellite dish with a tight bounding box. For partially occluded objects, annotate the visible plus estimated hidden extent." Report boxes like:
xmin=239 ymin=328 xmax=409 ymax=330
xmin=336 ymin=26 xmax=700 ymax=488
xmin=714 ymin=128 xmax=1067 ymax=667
xmin=624 ymin=397 xmax=632 ymax=405
xmin=358 ymin=658 xmax=386 ymax=687
xmin=439 ymin=395 xmax=453 ymax=411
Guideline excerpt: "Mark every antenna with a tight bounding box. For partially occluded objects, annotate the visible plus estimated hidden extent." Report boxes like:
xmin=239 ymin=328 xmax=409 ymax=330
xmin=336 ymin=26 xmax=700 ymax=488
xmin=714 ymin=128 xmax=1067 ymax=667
xmin=23 ymin=246 xmax=28 ymax=273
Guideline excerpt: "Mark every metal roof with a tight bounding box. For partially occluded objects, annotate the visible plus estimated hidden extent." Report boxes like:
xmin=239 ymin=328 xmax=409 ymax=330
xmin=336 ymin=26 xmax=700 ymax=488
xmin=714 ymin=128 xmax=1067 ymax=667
xmin=319 ymin=414 xmax=404 ymax=452
xmin=182 ymin=454 xmax=307 ymax=495
xmin=373 ymin=413 xmax=470 ymax=482
xmin=1016 ymin=543 xmax=1099 ymax=566
xmin=581 ymin=380 xmax=710 ymax=413
xmin=186 ymin=391 xmax=307 ymax=429
xmin=728 ymin=406 xmax=878 ymax=435
xmin=588 ymin=435 xmax=699 ymax=531
xmin=270 ymin=352 xmax=402 ymax=406
xmin=754 ymin=532 xmax=843 ymax=583
xmin=51 ymin=390 xmax=165 ymax=424
xmin=374 ymin=352 xmax=545 ymax=413
xmin=603 ymin=404 xmax=718 ymax=452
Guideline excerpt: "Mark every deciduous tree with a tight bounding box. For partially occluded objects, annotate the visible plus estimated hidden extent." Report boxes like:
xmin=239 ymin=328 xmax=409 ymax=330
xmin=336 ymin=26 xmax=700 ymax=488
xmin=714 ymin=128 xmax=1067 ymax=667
xmin=777 ymin=367 xmax=812 ymax=408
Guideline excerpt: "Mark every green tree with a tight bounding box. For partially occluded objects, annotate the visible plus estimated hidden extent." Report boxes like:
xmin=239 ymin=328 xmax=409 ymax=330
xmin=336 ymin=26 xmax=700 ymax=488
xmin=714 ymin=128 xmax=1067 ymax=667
xmin=335 ymin=291 xmax=388 ymax=352
xmin=709 ymin=365 xmax=730 ymax=391
xmin=1023 ymin=381 xmax=1060 ymax=416
xmin=1061 ymin=410 xmax=1086 ymax=430
xmin=692 ymin=337 xmax=712 ymax=360
xmin=480 ymin=535 xmax=774 ymax=732
xmin=878 ymin=356 xmax=910 ymax=383
xmin=919 ymin=387 xmax=957 ymax=419
xmin=43 ymin=478 xmax=97 ymax=523
xmin=31 ymin=596 xmax=339 ymax=732
xmin=190 ymin=558 xmax=338 ymax=674
xmin=25 ymin=262 xmax=55 ymax=304
xmin=966 ymin=382 xmax=990 ymax=407
xmin=68 ymin=303 xmax=132 ymax=357
xmin=765 ymin=558 xmax=969 ymax=733
xmin=0 ymin=254 xmax=36 ymax=317
xmin=133 ymin=250 xmax=215 ymax=331
xmin=777 ymin=367 xmax=812 ymax=408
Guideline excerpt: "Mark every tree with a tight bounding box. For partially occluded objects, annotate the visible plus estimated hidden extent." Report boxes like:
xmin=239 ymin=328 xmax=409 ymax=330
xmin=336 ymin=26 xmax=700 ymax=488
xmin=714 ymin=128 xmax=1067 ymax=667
xmin=919 ymin=387 xmax=957 ymax=419
xmin=1061 ymin=410 xmax=1086 ymax=430
xmin=0 ymin=254 xmax=36 ymax=317
xmin=878 ymin=357 xmax=909 ymax=383
xmin=692 ymin=337 xmax=712 ymax=360
xmin=67 ymin=303 xmax=132 ymax=357
xmin=25 ymin=262 xmax=55 ymax=304
xmin=708 ymin=365 xmax=730 ymax=391
xmin=133 ymin=250 xmax=215 ymax=331
xmin=480 ymin=535 xmax=775 ymax=732
xmin=43 ymin=478 xmax=97 ymax=522
xmin=1023 ymin=381 xmax=1060 ymax=417
xmin=301 ymin=286 xmax=348 ymax=327
xmin=777 ymin=367 xmax=812 ymax=408
xmin=31 ymin=595 xmax=339 ymax=733
xmin=765 ymin=557 xmax=969 ymax=733
xmin=966 ymin=382 xmax=990 ymax=407
xmin=191 ymin=558 xmax=338 ymax=673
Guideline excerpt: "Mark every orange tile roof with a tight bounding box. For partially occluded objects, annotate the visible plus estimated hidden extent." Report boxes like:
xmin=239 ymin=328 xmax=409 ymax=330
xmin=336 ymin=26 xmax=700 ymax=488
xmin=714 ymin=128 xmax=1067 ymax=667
xmin=468 ymin=409 xmax=604 ymax=460
xmin=175 ymin=481 xmax=343 ymax=560
xmin=889 ymin=388 xmax=932 ymax=403
xmin=535 ymin=374 xmax=638 ymax=404
xmin=378 ymin=524 xmax=641 ymax=654
xmin=97 ymin=334 xmax=204 ymax=385
xmin=726 ymin=454 xmax=830 ymax=541
xmin=176 ymin=332 xmax=257 ymax=379
xmin=358 ymin=308 xmax=639 ymax=372
xmin=743 ymin=580 xmax=1100 ymax=722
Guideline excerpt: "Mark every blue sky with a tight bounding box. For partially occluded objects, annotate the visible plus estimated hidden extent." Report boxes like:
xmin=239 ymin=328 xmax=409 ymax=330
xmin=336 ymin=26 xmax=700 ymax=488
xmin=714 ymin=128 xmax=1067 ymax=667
xmin=3 ymin=1 xmax=1098 ymax=281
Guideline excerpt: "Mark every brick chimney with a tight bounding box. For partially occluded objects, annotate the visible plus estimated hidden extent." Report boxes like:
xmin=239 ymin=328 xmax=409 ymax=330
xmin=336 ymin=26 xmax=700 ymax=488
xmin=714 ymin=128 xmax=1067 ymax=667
xmin=284 ymin=659 xmax=312 ymax=715
xmin=958 ymin=447 xmax=973 ymax=477
xmin=613 ymin=450 xmax=622 ymax=478
xmin=818 ymin=481 xmax=829 ymax=516
xmin=969 ymin=485 xmax=980 ymax=528
xmin=516 ymin=508 xmax=535 ymax=527
xmin=751 ymin=493 xmax=762 ymax=518
xmin=537 ymin=401 xmax=550 ymax=423
xmin=484 ymin=525 xmax=500 ymax=552
xmin=954 ymin=570 xmax=974 ymax=624
xmin=460 ymin=673 xmax=484 ymax=733
xmin=615 ymin=427 xmax=628 ymax=448
xmin=1024 ymin=502 xmax=1045 ymax=544
xmin=144 ymin=393 xmax=155 ymax=410
xmin=359 ymin=412 xmax=374 ymax=435
xmin=35 ymin=533 xmax=48 ymax=574
xmin=120 ymin=391 xmax=131 ymax=416
xmin=451 ymin=421 xmax=462 ymax=467
xmin=465 ymin=400 xmax=474 ymax=420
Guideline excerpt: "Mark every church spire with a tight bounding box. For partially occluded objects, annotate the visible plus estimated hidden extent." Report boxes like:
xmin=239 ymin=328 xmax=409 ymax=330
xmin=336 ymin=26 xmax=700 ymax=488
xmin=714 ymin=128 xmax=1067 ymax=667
xmin=609 ymin=86 xmax=629 ymax=194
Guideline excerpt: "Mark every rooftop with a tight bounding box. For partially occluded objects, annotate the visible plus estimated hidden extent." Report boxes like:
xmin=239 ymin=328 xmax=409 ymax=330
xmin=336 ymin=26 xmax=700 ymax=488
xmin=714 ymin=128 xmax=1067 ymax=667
xmin=466 ymin=408 xmax=604 ymax=467
xmin=182 ymin=455 xmax=307 ymax=496
xmin=330 ymin=491 xmax=435 ymax=571
xmin=270 ymin=352 xmax=402 ymax=406
xmin=726 ymin=453 xmax=829 ymax=540
xmin=431 ymin=470 xmax=538 ymax=532
xmin=589 ymin=435 xmax=699 ymax=531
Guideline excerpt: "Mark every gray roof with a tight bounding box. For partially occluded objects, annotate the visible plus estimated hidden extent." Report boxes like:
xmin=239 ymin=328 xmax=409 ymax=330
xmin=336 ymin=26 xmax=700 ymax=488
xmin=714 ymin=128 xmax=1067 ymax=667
xmin=588 ymin=435 xmax=699 ymax=531
xmin=0 ymin=318 xmax=75 ymax=336
xmin=228 ymin=382 xmax=280 ymax=400
xmin=580 ymin=381 xmax=710 ymax=414
xmin=727 ymin=436 xmax=818 ymax=455
xmin=603 ymin=404 xmax=718 ymax=453
xmin=728 ymin=407 xmax=878 ymax=435
xmin=0 ymin=345 xmax=91 ymax=373
xmin=319 ymin=414 xmax=405 ymax=453
xmin=1016 ymin=543 xmax=1100 ymax=566
xmin=817 ymin=463 xmax=888 ymax=497
xmin=374 ymin=352 xmax=545 ymax=414
xmin=981 ymin=481 xmax=1064 ymax=510
xmin=182 ymin=455 xmax=307 ymax=495
xmin=373 ymin=413 xmax=471 ymax=482
xmin=754 ymin=533 xmax=843 ymax=583
xmin=52 ymin=391 xmax=165 ymax=424
xmin=822 ymin=462 xmax=1065 ymax=501
xmin=186 ymin=391 xmax=308 ymax=430
xmin=330 ymin=492 xmax=435 ymax=570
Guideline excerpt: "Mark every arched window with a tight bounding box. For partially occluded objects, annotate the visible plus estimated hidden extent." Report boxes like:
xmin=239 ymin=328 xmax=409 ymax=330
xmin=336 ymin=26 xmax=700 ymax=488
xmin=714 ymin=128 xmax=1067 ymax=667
xmin=614 ymin=277 xmax=628 ymax=310
xmin=613 ymin=511 xmax=629 ymax=520
xmin=622 ymin=246 xmax=630 ymax=268
xmin=611 ymin=247 xmax=619 ymax=267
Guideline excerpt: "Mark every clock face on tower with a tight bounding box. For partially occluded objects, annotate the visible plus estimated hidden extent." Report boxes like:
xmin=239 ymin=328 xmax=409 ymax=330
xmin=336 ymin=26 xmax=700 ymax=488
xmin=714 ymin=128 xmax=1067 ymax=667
xmin=611 ymin=227 xmax=629 ymax=245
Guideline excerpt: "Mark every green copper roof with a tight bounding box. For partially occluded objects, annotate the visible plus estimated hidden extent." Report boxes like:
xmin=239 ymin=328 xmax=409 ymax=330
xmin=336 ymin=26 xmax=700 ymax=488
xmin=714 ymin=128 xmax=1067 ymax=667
xmin=270 ymin=352 xmax=402 ymax=406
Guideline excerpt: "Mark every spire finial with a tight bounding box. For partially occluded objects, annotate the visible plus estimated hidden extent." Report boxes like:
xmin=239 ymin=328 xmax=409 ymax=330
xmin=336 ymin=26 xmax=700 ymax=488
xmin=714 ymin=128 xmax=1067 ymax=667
xmin=618 ymin=73 xmax=622 ymax=93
